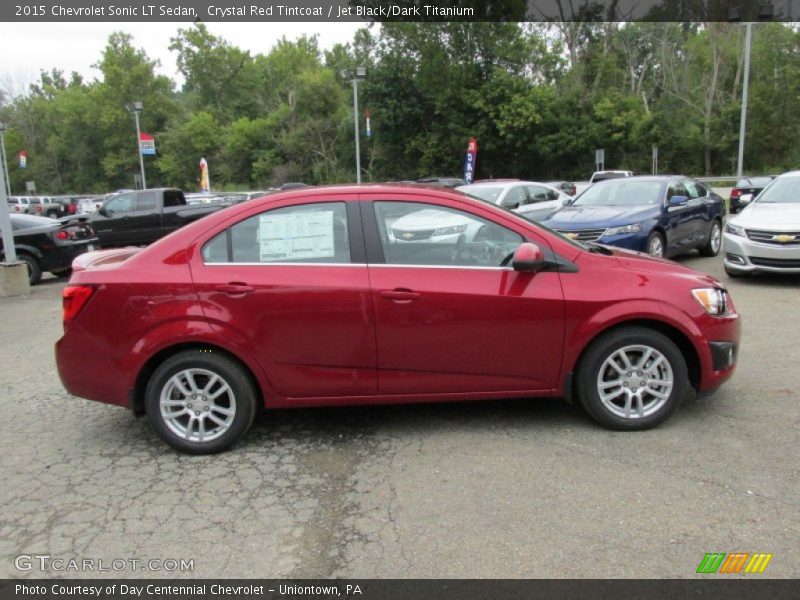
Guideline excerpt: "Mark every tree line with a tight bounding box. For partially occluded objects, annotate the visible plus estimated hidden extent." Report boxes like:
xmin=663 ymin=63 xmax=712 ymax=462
xmin=1 ymin=21 xmax=799 ymax=195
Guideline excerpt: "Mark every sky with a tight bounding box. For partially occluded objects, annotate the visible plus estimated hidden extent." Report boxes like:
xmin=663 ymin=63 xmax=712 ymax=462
xmin=0 ymin=22 xmax=365 ymax=94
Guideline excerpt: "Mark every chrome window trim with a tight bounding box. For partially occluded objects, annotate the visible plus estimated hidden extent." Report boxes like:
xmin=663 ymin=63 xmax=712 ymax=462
xmin=203 ymin=262 xmax=360 ymax=267
xmin=202 ymin=261 xmax=513 ymax=271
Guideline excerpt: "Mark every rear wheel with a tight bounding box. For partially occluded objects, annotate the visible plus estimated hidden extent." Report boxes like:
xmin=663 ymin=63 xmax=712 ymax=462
xmin=50 ymin=268 xmax=72 ymax=278
xmin=145 ymin=350 xmax=257 ymax=454
xmin=646 ymin=231 xmax=665 ymax=257
xmin=576 ymin=326 xmax=688 ymax=430
xmin=46 ymin=210 xmax=60 ymax=218
xmin=699 ymin=220 xmax=722 ymax=257
xmin=18 ymin=253 xmax=42 ymax=285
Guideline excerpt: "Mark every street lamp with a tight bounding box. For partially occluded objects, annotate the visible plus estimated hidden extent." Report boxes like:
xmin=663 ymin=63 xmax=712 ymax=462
xmin=729 ymin=4 xmax=774 ymax=178
xmin=130 ymin=101 xmax=147 ymax=190
xmin=0 ymin=122 xmax=16 ymax=264
xmin=0 ymin=123 xmax=11 ymax=195
xmin=341 ymin=67 xmax=366 ymax=184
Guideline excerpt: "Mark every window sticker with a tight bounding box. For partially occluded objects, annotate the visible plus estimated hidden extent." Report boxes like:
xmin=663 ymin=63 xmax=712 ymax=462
xmin=258 ymin=210 xmax=335 ymax=261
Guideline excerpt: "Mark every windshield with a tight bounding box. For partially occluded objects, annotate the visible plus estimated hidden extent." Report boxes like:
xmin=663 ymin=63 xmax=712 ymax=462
xmin=456 ymin=185 xmax=505 ymax=204
xmin=740 ymin=177 xmax=773 ymax=188
xmin=755 ymin=177 xmax=800 ymax=203
xmin=574 ymin=180 xmax=664 ymax=207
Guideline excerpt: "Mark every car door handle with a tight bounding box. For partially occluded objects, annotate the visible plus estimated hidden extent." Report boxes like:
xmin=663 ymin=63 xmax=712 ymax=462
xmin=381 ymin=289 xmax=420 ymax=303
xmin=215 ymin=283 xmax=254 ymax=295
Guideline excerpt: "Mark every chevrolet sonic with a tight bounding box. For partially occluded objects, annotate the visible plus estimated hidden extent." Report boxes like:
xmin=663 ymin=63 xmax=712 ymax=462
xmin=56 ymin=185 xmax=740 ymax=453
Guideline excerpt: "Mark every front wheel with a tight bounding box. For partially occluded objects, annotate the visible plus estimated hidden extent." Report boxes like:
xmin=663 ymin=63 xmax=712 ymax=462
xmin=145 ymin=350 xmax=257 ymax=454
xmin=576 ymin=326 xmax=689 ymax=430
xmin=646 ymin=231 xmax=665 ymax=257
xmin=699 ymin=220 xmax=722 ymax=257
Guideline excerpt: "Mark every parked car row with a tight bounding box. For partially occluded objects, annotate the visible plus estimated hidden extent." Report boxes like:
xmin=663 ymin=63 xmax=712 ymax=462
xmin=0 ymin=214 xmax=97 ymax=284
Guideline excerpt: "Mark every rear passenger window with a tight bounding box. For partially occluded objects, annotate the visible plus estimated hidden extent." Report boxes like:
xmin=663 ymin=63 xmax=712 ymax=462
xmin=136 ymin=192 xmax=158 ymax=211
xmin=203 ymin=202 xmax=350 ymax=264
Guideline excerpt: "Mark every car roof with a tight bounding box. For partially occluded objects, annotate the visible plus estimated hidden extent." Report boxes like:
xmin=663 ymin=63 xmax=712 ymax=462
xmin=458 ymin=180 xmax=553 ymax=189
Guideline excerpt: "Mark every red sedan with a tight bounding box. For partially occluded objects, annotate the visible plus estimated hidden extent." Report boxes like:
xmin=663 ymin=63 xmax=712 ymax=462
xmin=56 ymin=185 xmax=740 ymax=453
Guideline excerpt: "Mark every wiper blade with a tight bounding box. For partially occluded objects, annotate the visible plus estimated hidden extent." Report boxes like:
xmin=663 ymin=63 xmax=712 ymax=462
xmin=586 ymin=242 xmax=613 ymax=255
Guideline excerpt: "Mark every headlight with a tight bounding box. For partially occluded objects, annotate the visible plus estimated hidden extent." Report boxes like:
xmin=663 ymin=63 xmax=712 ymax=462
xmin=692 ymin=288 xmax=730 ymax=316
xmin=604 ymin=223 xmax=642 ymax=236
xmin=433 ymin=224 xmax=468 ymax=236
xmin=724 ymin=223 xmax=745 ymax=236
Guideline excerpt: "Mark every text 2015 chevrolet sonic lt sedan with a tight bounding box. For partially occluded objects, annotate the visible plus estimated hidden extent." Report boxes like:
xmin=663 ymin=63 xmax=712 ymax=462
xmin=55 ymin=185 xmax=740 ymax=454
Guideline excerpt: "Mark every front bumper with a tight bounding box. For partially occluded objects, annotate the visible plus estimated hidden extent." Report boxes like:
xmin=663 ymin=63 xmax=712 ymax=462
xmin=723 ymin=232 xmax=800 ymax=273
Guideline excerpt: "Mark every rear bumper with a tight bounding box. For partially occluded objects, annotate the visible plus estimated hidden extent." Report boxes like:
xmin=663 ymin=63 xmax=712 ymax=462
xmin=40 ymin=241 xmax=98 ymax=272
xmin=55 ymin=320 xmax=132 ymax=409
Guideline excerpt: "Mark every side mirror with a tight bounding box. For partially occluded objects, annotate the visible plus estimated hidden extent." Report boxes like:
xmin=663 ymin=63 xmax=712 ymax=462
xmin=506 ymin=201 xmax=520 ymax=209
xmin=512 ymin=242 xmax=545 ymax=272
xmin=98 ymin=206 xmax=110 ymax=217
xmin=562 ymin=198 xmax=575 ymax=207
xmin=668 ymin=195 xmax=689 ymax=206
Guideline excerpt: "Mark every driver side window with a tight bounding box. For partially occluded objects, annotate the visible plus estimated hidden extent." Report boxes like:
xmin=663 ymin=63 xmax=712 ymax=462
xmin=105 ymin=193 xmax=135 ymax=213
xmin=667 ymin=182 xmax=687 ymax=201
xmin=373 ymin=201 xmax=523 ymax=268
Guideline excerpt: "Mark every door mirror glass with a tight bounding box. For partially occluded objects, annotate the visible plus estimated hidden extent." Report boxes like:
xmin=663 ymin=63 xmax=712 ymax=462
xmin=512 ymin=242 xmax=545 ymax=272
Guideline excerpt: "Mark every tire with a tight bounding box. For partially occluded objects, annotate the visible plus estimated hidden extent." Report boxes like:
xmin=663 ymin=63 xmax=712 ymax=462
xmin=699 ymin=219 xmax=722 ymax=257
xmin=46 ymin=210 xmax=59 ymax=218
xmin=145 ymin=349 xmax=258 ymax=454
xmin=50 ymin=268 xmax=72 ymax=278
xmin=18 ymin=253 xmax=42 ymax=285
xmin=576 ymin=326 xmax=689 ymax=430
xmin=646 ymin=231 xmax=666 ymax=258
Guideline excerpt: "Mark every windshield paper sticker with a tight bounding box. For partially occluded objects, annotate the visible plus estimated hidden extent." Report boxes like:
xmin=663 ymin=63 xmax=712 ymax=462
xmin=259 ymin=210 xmax=335 ymax=261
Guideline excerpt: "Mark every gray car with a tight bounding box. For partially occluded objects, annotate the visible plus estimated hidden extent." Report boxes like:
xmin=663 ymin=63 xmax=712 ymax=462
xmin=723 ymin=170 xmax=800 ymax=276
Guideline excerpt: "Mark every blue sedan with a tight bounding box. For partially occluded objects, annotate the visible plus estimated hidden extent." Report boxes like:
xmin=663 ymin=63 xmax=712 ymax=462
xmin=541 ymin=175 xmax=725 ymax=258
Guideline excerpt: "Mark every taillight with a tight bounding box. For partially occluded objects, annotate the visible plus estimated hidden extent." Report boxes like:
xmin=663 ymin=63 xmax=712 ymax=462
xmin=731 ymin=189 xmax=742 ymax=198
xmin=62 ymin=285 xmax=95 ymax=331
xmin=36 ymin=206 xmax=43 ymax=213
xmin=56 ymin=231 xmax=69 ymax=240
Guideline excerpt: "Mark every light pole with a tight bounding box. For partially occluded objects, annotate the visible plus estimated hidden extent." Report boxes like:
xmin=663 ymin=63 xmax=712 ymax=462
xmin=0 ymin=123 xmax=11 ymax=195
xmin=737 ymin=22 xmax=752 ymax=179
xmin=0 ymin=123 xmax=16 ymax=263
xmin=342 ymin=67 xmax=366 ymax=183
xmin=131 ymin=101 xmax=147 ymax=189
xmin=729 ymin=4 xmax=773 ymax=178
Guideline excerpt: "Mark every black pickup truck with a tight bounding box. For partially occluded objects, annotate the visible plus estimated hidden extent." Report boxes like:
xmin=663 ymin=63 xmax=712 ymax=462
xmin=89 ymin=188 xmax=229 ymax=247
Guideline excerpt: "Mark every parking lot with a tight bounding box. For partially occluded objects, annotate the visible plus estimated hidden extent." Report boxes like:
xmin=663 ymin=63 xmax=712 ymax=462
xmin=1 ymin=253 xmax=798 ymax=579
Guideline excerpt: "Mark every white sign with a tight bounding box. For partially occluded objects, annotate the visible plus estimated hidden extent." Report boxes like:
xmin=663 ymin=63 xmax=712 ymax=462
xmin=259 ymin=210 xmax=335 ymax=261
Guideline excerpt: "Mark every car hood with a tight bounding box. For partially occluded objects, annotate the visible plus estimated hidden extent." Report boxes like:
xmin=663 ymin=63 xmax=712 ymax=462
xmin=543 ymin=204 xmax=658 ymax=228
xmin=731 ymin=202 xmax=800 ymax=229
xmin=391 ymin=209 xmax=471 ymax=231
xmin=596 ymin=245 xmax=723 ymax=287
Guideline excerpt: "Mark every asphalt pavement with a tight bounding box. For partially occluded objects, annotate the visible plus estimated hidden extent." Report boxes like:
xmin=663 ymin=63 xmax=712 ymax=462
xmin=1 ymin=255 xmax=797 ymax=579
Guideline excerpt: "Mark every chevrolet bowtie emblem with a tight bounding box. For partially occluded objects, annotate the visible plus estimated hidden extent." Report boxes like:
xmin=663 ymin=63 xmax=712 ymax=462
xmin=773 ymin=234 xmax=795 ymax=243
xmin=402 ymin=232 xmax=414 ymax=240
xmin=564 ymin=232 xmax=579 ymax=239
